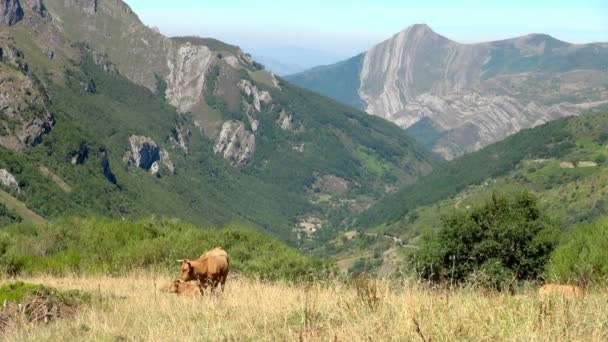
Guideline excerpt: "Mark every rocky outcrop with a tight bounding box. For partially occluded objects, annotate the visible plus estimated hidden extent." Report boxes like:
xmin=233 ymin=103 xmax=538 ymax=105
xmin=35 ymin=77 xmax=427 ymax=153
xmin=123 ymin=135 xmax=174 ymax=175
xmin=0 ymin=0 xmax=24 ymax=26
xmin=238 ymin=79 xmax=272 ymax=113
xmin=398 ymin=93 xmax=581 ymax=159
xmin=19 ymin=0 xmax=50 ymax=25
xmin=29 ymin=0 xmax=47 ymax=18
xmin=70 ymin=143 xmax=89 ymax=165
xmin=277 ymin=110 xmax=293 ymax=131
xmin=238 ymin=79 xmax=272 ymax=133
xmin=0 ymin=60 xmax=55 ymax=150
xmin=214 ymin=120 xmax=255 ymax=167
xmin=90 ymin=50 xmax=118 ymax=74
xmin=166 ymin=43 xmax=214 ymax=113
xmin=169 ymin=125 xmax=189 ymax=153
xmin=0 ymin=169 xmax=19 ymax=193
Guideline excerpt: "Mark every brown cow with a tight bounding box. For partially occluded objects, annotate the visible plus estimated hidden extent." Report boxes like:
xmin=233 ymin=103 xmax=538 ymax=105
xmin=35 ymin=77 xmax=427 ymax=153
xmin=539 ymin=284 xmax=584 ymax=298
xmin=167 ymin=280 xmax=202 ymax=297
xmin=177 ymin=247 xmax=229 ymax=292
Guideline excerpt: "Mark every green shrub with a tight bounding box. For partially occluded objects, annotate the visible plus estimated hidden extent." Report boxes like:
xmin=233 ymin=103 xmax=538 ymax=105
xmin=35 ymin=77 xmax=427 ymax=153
xmin=0 ymin=217 xmax=333 ymax=281
xmin=414 ymin=192 xmax=561 ymax=288
xmin=546 ymin=217 xmax=608 ymax=285
xmin=0 ymin=282 xmax=45 ymax=304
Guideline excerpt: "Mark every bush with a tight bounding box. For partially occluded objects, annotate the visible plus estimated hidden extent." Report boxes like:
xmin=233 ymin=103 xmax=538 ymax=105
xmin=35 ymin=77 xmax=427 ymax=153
xmin=0 ymin=218 xmax=334 ymax=281
xmin=546 ymin=217 xmax=608 ymax=285
xmin=414 ymin=192 xmax=561 ymax=288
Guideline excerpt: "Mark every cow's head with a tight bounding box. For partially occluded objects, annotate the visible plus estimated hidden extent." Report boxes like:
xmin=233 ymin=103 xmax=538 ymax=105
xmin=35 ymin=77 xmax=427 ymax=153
xmin=177 ymin=259 xmax=195 ymax=282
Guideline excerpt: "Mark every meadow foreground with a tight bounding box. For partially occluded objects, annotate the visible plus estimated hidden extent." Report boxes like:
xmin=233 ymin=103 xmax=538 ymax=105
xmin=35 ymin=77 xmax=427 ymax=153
xmin=2 ymin=274 xmax=607 ymax=341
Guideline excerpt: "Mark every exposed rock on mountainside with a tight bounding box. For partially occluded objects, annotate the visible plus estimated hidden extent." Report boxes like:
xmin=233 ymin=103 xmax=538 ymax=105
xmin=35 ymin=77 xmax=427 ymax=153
xmin=123 ymin=135 xmax=174 ymax=175
xmin=0 ymin=44 xmax=55 ymax=150
xmin=0 ymin=0 xmax=24 ymax=26
xmin=0 ymin=168 xmax=20 ymax=192
xmin=166 ymin=43 xmax=214 ymax=113
xmin=288 ymin=24 xmax=608 ymax=159
xmin=238 ymin=78 xmax=272 ymax=133
xmin=169 ymin=125 xmax=189 ymax=153
xmin=238 ymin=79 xmax=272 ymax=114
xmin=277 ymin=110 xmax=293 ymax=131
xmin=214 ymin=120 xmax=256 ymax=167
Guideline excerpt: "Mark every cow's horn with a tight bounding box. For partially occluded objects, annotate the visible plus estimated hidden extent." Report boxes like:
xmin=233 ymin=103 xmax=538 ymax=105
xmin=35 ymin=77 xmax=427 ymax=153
xmin=176 ymin=259 xmax=184 ymax=263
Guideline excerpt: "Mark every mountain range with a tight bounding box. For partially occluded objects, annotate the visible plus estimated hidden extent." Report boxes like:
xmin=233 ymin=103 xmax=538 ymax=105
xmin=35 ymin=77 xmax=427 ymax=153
xmin=0 ymin=0 xmax=437 ymax=242
xmin=287 ymin=24 xmax=608 ymax=159
xmin=2 ymin=0 xmax=608 ymax=273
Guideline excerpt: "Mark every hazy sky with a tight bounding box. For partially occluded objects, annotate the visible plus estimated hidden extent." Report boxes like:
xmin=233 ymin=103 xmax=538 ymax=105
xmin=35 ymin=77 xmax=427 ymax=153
xmin=125 ymin=0 xmax=608 ymax=56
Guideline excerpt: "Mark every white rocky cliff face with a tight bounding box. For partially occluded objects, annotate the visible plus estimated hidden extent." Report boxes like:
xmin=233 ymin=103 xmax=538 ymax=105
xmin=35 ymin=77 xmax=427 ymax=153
xmin=166 ymin=43 xmax=214 ymax=113
xmin=237 ymin=79 xmax=272 ymax=133
xmin=123 ymin=135 xmax=174 ymax=175
xmin=350 ymin=24 xmax=607 ymax=159
xmin=214 ymin=121 xmax=255 ymax=167
xmin=0 ymin=169 xmax=20 ymax=193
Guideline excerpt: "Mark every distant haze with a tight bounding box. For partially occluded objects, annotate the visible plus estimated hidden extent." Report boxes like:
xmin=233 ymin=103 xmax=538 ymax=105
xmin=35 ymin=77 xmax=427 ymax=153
xmin=248 ymin=47 xmax=348 ymax=76
xmin=124 ymin=0 xmax=608 ymax=72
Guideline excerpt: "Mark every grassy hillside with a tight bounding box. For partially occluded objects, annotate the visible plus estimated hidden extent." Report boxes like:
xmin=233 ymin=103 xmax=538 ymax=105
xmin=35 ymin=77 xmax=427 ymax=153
xmin=321 ymin=111 xmax=608 ymax=275
xmin=355 ymin=113 xmax=584 ymax=227
xmin=3 ymin=275 xmax=607 ymax=340
xmin=0 ymin=47 xmax=295 ymax=238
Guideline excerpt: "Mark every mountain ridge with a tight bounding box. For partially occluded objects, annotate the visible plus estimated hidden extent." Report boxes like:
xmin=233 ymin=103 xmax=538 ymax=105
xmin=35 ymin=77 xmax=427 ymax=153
xmin=0 ymin=0 xmax=438 ymax=243
xmin=287 ymin=24 xmax=608 ymax=159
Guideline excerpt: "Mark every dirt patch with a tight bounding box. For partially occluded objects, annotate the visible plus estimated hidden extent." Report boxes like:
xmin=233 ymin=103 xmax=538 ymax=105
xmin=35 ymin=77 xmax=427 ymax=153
xmin=39 ymin=166 xmax=72 ymax=193
xmin=577 ymin=161 xmax=598 ymax=168
xmin=559 ymin=162 xmax=575 ymax=169
xmin=312 ymin=175 xmax=349 ymax=196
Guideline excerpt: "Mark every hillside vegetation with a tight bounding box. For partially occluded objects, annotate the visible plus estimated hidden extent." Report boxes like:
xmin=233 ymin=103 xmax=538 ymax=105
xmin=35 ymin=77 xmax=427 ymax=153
xmin=324 ymin=111 xmax=608 ymax=274
xmin=0 ymin=2 xmax=438 ymax=243
xmin=357 ymin=111 xmax=608 ymax=230
xmin=0 ymin=218 xmax=331 ymax=281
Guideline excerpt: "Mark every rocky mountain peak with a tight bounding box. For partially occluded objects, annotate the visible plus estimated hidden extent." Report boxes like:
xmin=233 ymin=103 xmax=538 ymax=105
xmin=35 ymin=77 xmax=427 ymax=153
xmin=395 ymin=23 xmax=449 ymax=43
xmin=405 ymin=23 xmax=434 ymax=35
xmin=289 ymin=24 xmax=608 ymax=160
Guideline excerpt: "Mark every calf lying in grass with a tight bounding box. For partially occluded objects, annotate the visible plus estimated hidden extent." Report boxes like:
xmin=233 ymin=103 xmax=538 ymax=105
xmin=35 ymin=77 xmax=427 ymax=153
xmin=539 ymin=284 xmax=584 ymax=298
xmin=167 ymin=280 xmax=202 ymax=297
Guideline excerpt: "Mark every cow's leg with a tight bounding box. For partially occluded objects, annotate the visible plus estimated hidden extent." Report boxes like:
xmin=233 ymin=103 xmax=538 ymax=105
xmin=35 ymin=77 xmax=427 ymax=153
xmin=220 ymin=274 xmax=227 ymax=293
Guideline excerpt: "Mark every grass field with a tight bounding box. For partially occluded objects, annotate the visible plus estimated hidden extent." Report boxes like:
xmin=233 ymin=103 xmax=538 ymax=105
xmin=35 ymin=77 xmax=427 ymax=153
xmin=2 ymin=274 xmax=607 ymax=341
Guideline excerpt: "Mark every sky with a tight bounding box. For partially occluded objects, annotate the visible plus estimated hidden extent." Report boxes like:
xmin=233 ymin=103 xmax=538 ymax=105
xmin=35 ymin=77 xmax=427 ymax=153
xmin=125 ymin=0 xmax=608 ymax=56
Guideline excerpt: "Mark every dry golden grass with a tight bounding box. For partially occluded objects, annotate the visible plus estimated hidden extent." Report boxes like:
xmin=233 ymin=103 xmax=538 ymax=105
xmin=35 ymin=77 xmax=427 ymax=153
xmin=2 ymin=273 xmax=608 ymax=341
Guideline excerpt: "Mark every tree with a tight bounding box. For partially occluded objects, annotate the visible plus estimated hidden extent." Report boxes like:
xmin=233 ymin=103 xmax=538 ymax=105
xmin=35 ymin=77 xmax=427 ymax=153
xmin=414 ymin=192 xmax=561 ymax=289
